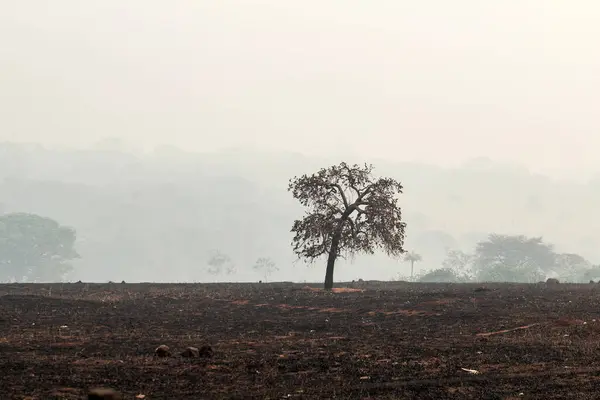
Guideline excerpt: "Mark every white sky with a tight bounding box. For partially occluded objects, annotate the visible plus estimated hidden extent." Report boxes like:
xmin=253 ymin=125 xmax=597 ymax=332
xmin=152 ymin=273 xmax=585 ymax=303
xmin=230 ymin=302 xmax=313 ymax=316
xmin=1 ymin=1 xmax=600 ymax=176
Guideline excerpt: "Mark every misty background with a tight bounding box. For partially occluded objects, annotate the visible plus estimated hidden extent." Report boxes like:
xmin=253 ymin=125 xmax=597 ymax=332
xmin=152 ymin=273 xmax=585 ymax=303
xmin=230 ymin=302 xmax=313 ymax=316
xmin=1 ymin=1 xmax=600 ymax=282
xmin=1 ymin=142 xmax=599 ymax=282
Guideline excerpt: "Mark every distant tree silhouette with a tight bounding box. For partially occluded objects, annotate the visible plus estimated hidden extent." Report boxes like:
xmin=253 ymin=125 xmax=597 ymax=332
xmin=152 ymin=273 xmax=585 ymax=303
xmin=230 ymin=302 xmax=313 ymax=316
xmin=441 ymin=249 xmax=474 ymax=281
xmin=583 ymin=265 xmax=600 ymax=282
xmin=403 ymin=251 xmax=422 ymax=281
xmin=419 ymin=268 xmax=465 ymax=283
xmin=206 ymin=250 xmax=236 ymax=278
xmin=253 ymin=257 xmax=278 ymax=282
xmin=554 ymin=253 xmax=591 ymax=282
xmin=473 ymin=234 xmax=555 ymax=282
xmin=0 ymin=213 xmax=79 ymax=282
xmin=289 ymin=162 xmax=406 ymax=290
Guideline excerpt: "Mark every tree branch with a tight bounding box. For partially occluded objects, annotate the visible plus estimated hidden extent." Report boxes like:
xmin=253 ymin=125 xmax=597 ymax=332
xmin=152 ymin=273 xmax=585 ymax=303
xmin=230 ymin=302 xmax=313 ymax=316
xmin=339 ymin=164 xmax=363 ymax=198
xmin=346 ymin=217 xmax=358 ymax=239
xmin=355 ymin=202 xmax=370 ymax=210
xmin=358 ymin=184 xmax=375 ymax=200
xmin=329 ymin=183 xmax=349 ymax=209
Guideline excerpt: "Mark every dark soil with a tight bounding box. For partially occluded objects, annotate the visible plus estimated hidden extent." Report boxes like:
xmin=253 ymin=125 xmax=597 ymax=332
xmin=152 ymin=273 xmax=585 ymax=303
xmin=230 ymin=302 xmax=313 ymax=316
xmin=2 ymin=281 xmax=600 ymax=399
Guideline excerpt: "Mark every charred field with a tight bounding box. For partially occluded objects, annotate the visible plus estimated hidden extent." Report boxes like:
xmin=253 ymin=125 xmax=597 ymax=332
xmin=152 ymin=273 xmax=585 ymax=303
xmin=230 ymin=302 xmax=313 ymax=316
xmin=2 ymin=281 xmax=600 ymax=399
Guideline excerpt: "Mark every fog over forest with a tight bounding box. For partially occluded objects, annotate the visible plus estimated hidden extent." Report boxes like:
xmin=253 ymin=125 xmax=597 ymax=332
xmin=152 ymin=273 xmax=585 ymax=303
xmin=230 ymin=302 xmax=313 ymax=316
xmin=1 ymin=141 xmax=599 ymax=283
xmin=2 ymin=2 xmax=600 ymax=283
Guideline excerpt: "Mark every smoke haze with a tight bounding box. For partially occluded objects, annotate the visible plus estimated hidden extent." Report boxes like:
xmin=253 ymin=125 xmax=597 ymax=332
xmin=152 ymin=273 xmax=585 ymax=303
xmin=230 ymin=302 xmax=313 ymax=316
xmin=1 ymin=2 xmax=599 ymax=281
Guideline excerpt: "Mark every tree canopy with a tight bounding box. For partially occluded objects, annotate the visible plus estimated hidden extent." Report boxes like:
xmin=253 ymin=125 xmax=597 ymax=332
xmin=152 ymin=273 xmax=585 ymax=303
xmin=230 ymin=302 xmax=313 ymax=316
xmin=289 ymin=162 xmax=406 ymax=289
xmin=0 ymin=213 xmax=79 ymax=282
xmin=424 ymin=234 xmax=597 ymax=283
xmin=404 ymin=251 xmax=422 ymax=263
xmin=472 ymin=234 xmax=555 ymax=283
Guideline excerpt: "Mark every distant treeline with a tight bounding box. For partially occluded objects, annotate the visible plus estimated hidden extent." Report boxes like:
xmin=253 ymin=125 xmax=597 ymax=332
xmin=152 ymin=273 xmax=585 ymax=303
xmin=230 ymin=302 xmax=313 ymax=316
xmin=1 ymin=141 xmax=599 ymax=282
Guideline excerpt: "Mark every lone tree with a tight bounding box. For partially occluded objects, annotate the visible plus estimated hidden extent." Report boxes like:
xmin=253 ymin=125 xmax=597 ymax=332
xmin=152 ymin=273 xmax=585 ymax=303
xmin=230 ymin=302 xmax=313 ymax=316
xmin=289 ymin=162 xmax=406 ymax=290
xmin=403 ymin=251 xmax=422 ymax=281
xmin=253 ymin=257 xmax=278 ymax=282
xmin=206 ymin=250 xmax=236 ymax=278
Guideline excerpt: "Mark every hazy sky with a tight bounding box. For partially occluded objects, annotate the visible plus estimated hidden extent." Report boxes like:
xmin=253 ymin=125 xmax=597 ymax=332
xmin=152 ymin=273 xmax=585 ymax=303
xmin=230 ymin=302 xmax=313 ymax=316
xmin=2 ymin=1 xmax=600 ymax=176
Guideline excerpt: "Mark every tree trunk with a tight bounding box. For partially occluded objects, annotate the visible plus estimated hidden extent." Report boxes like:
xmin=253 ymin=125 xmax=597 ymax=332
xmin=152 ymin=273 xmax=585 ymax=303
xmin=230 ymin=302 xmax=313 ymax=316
xmin=410 ymin=260 xmax=414 ymax=281
xmin=324 ymin=231 xmax=342 ymax=290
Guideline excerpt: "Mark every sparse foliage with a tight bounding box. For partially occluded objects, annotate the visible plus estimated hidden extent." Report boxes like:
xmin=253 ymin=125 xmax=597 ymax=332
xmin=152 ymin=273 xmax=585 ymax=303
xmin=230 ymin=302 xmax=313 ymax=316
xmin=419 ymin=249 xmax=474 ymax=283
xmin=206 ymin=250 xmax=236 ymax=277
xmin=289 ymin=162 xmax=406 ymax=289
xmin=441 ymin=249 xmax=474 ymax=281
xmin=253 ymin=257 xmax=278 ymax=282
xmin=554 ymin=253 xmax=592 ymax=282
xmin=0 ymin=213 xmax=79 ymax=282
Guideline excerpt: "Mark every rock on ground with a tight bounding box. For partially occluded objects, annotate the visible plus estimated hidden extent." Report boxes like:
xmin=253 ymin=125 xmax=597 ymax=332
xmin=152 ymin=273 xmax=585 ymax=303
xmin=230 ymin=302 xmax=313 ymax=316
xmin=155 ymin=345 xmax=171 ymax=357
xmin=181 ymin=347 xmax=199 ymax=358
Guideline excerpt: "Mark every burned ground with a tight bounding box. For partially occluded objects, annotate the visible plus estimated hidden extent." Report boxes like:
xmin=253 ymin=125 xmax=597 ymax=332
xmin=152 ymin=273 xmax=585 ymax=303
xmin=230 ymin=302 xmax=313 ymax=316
xmin=1 ymin=282 xmax=600 ymax=399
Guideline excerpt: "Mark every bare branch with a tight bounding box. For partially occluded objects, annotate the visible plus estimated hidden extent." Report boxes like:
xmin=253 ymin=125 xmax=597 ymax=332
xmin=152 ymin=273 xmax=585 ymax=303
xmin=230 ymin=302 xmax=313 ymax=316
xmin=346 ymin=217 xmax=358 ymax=239
xmin=358 ymin=183 xmax=376 ymax=200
